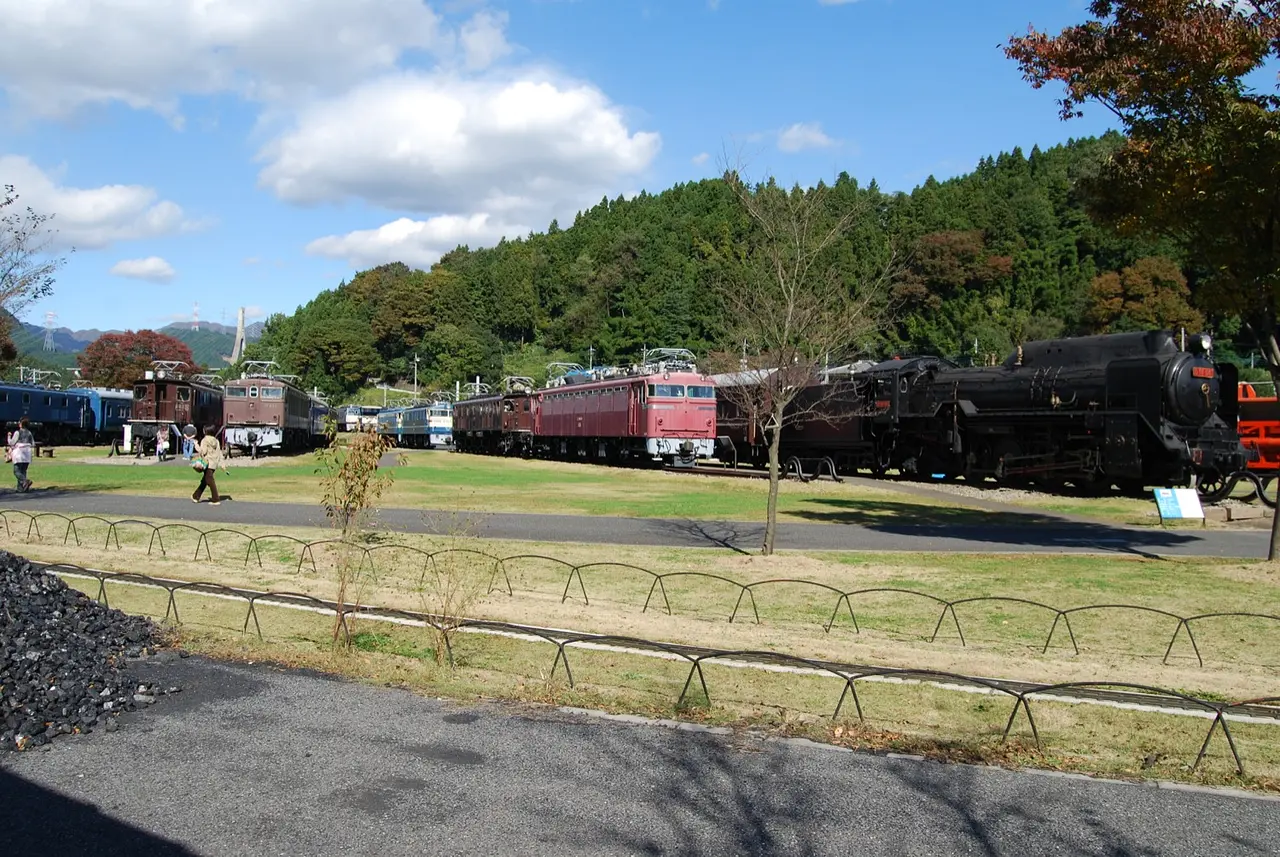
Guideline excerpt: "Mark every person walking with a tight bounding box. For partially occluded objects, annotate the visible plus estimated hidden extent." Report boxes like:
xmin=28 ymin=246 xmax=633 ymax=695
xmin=156 ymin=426 xmax=170 ymax=462
xmin=191 ymin=425 xmax=226 ymax=505
xmin=7 ymin=417 xmax=35 ymax=492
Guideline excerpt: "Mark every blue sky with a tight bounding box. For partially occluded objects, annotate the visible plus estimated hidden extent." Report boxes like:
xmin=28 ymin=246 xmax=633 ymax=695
xmin=0 ymin=0 xmax=1117 ymax=333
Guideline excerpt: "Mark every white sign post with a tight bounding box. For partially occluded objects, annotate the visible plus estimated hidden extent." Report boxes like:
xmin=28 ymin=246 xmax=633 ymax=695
xmin=1153 ymin=487 xmax=1206 ymax=528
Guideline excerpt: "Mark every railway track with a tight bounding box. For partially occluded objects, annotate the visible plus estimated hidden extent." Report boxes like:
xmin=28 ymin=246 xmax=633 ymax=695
xmin=41 ymin=562 xmax=1280 ymax=725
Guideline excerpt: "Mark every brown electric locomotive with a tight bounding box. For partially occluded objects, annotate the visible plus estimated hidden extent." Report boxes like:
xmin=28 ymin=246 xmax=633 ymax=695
xmin=125 ymin=361 xmax=224 ymax=455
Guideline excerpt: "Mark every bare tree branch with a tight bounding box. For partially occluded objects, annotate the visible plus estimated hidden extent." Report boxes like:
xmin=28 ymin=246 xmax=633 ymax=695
xmin=701 ymin=160 xmax=901 ymax=554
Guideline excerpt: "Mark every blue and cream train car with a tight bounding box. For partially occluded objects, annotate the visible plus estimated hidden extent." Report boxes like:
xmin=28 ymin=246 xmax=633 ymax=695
xmin=375 ymin=403 xmax=439 ymax=448
xmin=428 ymin=400 xmax=453 ymax=446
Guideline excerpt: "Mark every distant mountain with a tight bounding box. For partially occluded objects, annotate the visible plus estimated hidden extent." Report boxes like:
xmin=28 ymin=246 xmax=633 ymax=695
xmin=5 ymin=313 xmax=263 ymax=367
xmin=159 ymin=326 xmax=238 ymax=366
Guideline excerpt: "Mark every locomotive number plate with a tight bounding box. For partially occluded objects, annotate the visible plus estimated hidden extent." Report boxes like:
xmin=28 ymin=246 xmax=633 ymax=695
xmin=1191 ymin=367 xmax=1215 ymax=379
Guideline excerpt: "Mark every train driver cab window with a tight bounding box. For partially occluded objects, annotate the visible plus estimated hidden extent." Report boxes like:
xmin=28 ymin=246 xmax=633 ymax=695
xmin=225 ymin=387 xmax=247 ymax=398
xmin=647 ymin=384 xmax=685 ymax=398
xmin=177 ymin=388 xmax=191 ymax=402
xmin=262 ymin=388 xmax=283 ymax=399
xmin=134 ymin=385 xmax=147 ymax=400
xmin=249 ymin=386 xmax=259 ymax=398
xmin=687 ymin=386 xmax=714 ymax=399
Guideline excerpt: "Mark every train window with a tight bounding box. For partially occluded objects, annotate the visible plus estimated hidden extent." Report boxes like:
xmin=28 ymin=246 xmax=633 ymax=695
xmin=523 ymin=399 xmax=530 ymax=411
xmin=687 ymin=386 xmax=714 ymax=399
xmin=262 ymin=388 xmax=283 ymax=399
xmin=249 ymin=387 xmax=259 ymax=398
xmin=0 ymin=393 xmax=6 ymax=403
xmin=177 ymin=388 xmax=191 ymax=402
xmin=225 ymin=387 xmax=248 ymax=398
xmin=134 ymin=386 xmax=146 ymax=399
xmin=159 ymin=385 xmax=168 ymax=400
xmin=60 ymin=396 xmax=67 ymax=407
xmin=22 ymin=393 xmax=30 ymax=405
xmin=647 ymin=384 xmax=685 ymax=397
xmin=43 ymin=396 xmax=51 ymax=406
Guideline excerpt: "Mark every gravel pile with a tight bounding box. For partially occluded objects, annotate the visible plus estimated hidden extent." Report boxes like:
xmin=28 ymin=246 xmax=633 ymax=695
xmin=1 ymin=551 xmax=178 ymax=751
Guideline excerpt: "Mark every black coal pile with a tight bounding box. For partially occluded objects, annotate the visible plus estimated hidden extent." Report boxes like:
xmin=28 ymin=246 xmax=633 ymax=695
xmin=1 ymin=551 xmax=177 ymax=750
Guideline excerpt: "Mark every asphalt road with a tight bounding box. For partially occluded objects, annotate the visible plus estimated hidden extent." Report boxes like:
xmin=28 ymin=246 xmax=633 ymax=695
xmin=3 ymin=656 xmax=1276 ymax=856
xmin=0 ymin=488 xmax=1270 ymax=557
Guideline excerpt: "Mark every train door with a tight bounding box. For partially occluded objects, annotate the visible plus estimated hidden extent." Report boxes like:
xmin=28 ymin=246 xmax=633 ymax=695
xmin=629 ymin=385 xmax=641 ymax=436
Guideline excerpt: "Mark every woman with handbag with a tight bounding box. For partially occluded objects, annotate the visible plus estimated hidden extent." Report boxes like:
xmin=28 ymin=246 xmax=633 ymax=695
xmin=7 ymin=417 xmax=34 ymax=492
xmin=191 ymin=425 xmax=226 ymax=505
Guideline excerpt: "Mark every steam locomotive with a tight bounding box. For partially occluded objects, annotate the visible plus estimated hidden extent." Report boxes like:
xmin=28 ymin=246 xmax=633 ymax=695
xmin=717 ymin=330 xmax=1247 ymax=496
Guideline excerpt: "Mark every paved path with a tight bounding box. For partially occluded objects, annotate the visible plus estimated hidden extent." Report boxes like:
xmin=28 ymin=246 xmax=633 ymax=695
xmin=0 ymin=488 xmax=1269 ymax=557
xmin=3 ymin=656 xmax=1276 ymax=857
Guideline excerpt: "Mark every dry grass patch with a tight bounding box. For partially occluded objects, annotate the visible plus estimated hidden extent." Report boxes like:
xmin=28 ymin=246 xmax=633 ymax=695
xmin=7 ymin=516 xmax=1278 ymax=700
xmin=74 ymin=582 xmax=1280 ymax=792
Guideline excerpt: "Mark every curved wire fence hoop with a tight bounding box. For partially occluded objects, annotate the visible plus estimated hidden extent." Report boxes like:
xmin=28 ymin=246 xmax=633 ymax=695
xmin=7 ymin=513 xmax=1278 ymax=669
xmin=152 ymin=523 xmax=214 ymax=559
xmin=244 ymin=534 xmax=312 ymax=570
xmin=1022 ymin=680 xmax=1241 ymax=774
xmin=33 ymin=561 xmax=1280 ymax=776
xmin=495 ymin=554 xmax=578 ymax=597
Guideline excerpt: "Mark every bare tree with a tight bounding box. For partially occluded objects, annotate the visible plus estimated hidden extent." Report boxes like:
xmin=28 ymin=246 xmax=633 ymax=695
xmin=315 ymin=418 xmax=398 ymax=645
xmin=704 ymin=168 xmax=897 ymax=555
xmin=1 ymin=184 xmax=67 ymax=316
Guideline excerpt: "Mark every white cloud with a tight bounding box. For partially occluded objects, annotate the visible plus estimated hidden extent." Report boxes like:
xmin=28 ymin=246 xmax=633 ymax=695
xmin=307 ymin=214 xmax=524 ymax=269
xmin=1 ymin=155 xmax=196 ymax=250
xmin=777 ymin=121 xmax=837 ymax=153
xmin=459 ymin=11 xmax=512 ymax=71
xmin=0 ymin=0 xmax=448 ymax=119
xmin=243 ymin=305 xmax=266 ymax=320
xmin=691 ymin=152 xmax=710 ymax=165
xmin=259 ymin=71 xmax=659 ymax=212
xmin=264 ymin=70 xmax=659 ymax=268
xmin=110 ymin=256 xmax=177 ymax=283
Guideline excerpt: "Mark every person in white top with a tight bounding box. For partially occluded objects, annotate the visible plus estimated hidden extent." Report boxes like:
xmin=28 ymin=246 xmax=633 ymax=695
xmin=8 ymin=416 xmax=35 ymax=492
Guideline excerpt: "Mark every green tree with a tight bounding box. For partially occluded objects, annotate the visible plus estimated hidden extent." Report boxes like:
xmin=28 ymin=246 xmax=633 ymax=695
xmin=1007 ymin=0 xmax=1280 ymax=554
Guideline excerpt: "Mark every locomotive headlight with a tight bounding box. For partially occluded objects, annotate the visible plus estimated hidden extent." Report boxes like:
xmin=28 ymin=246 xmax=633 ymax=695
xmin=1189 ymin=334 xmax=1212 ymax=354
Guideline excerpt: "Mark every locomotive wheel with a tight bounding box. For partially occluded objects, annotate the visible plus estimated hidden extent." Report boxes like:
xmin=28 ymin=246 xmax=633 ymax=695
xmin=1194 ymin=471 xmax=1236 ymax=504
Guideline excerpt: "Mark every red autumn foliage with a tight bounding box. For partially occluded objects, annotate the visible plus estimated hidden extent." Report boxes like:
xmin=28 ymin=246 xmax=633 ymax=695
xmin=77 ymin=330 xmax=196 ymax=389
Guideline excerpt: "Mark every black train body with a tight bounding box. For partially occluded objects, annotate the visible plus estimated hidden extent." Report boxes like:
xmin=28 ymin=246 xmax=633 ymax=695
xmin=717 ymin=330 xmax=1246 ymax=492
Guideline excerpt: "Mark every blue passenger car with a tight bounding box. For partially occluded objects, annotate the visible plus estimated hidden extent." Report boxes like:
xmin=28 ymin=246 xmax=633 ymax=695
xmin=0 ymin=383 xmax=92 ymax=442
xmin=82 ymin=388 xmax=133 ymax=441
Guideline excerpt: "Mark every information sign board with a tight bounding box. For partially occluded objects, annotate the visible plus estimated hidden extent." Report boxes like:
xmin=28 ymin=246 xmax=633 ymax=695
xmin=1153 ymin=487 xmax=1205 ymax=524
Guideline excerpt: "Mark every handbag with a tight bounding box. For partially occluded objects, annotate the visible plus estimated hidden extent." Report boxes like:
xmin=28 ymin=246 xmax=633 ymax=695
xmin=191 ymin=457 xmax=207 ymax=472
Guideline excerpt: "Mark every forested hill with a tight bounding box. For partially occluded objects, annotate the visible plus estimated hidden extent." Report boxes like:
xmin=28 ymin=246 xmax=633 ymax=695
xmin=245 ymin=132 xmax=1212 ymax=400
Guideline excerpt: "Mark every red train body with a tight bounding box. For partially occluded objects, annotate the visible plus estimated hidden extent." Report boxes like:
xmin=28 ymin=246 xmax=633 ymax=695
xmin=1238 ymin=383 xmax=1280 ymax=474
xmin=453 ymin=355 xmax=717 ymax=466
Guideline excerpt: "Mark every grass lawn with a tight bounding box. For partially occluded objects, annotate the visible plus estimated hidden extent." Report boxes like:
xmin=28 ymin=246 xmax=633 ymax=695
xmin=73 ymin=579 xmax=1280 ymax=791
xmin=14 ymin=447 xmax=1221 ymax=529
xmin=10 ymin=515 xmax=1277 ymax=701
xmin=10 ymin=502 xmax=1275 ymax=789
